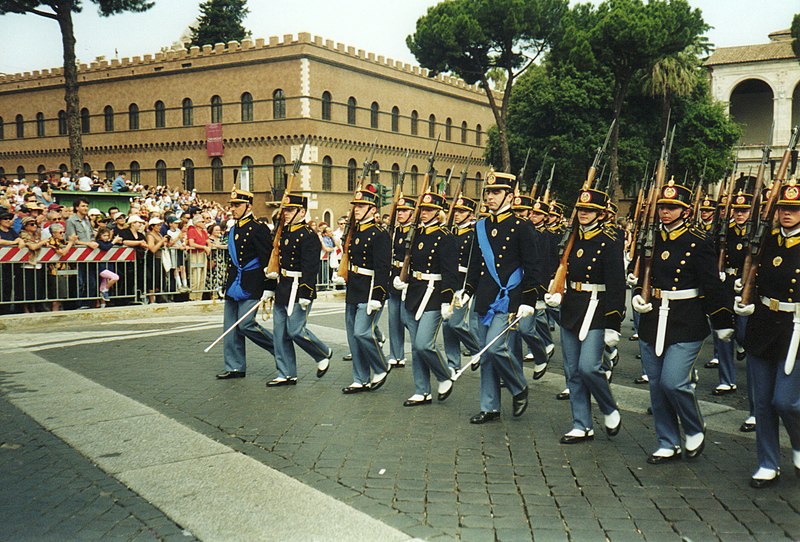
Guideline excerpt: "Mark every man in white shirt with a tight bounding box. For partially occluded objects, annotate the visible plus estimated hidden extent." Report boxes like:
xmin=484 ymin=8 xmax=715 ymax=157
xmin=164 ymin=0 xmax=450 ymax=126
xmin=78 ymin=173 xmax=93 ymax=192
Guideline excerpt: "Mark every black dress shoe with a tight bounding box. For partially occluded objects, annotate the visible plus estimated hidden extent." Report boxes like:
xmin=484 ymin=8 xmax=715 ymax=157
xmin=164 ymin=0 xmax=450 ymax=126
xmin=403 ymin=394 xmax=432 ymax=406
xmin=635 ymin=354 xmax=641 ymax=360
xmin=750 ymin=474 xmax=780 ymax=489
xmin=605 ymin=419 xmax=621 ymax=437
xmin=739 ymin=421 xmax=756 ymax=433
xmin=629 ymin=334 xmax=639 ymax=341
xmin=471 ymin=358 xmax=480 ymax=371
xmin=556 ymin=390 xmax=570 ymax=400
xmin=685 ymin=438 xmax=705 ymax=459
xmin=317 ymin=349 xmax=333 ymax=378
xmin=560 ymin=431 xmax=594 ymax=444
xmin=704 ymin=359 xmax=719 ymax=369
xmin=647 ymin=450 xmax=682 ymax=464
xmin=712 ymin=385 xmax=737 ymax=396
xmin=736 ymin=349 xmax=747 ymax=361
xmin=646 ymin=406 xmax=653 ymax=415
xmin=470 ymin=411 xmax=500 ymax=424
xmin=512 ymin=387 xmax=528 ymax=417
xmin=342 ymin=384 xmax=370 ymax=394
xmin=266 ymin=377 xmax=297 ymax=387
xmin=342 ymin=353 xmax=353 ymax=361
xmin=533 ymin=363 xmax=548 ymax=380
xmin=370 ymin=373 xmax=388 ymax=391
xmin=437 ymin=379 xmax=454 ymax=402
xmin=634 ymin=376 xmax=649 ymax=385
xmin=216 ymin=371 xmax=245 ymax=379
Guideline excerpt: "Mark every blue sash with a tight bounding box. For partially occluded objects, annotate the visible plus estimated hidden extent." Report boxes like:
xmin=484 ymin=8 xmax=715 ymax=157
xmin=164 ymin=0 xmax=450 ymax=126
xmin=476 ymin=218 xmax=523 ymax=325
xmin=226 ymin=226 xmax=261 ymax=301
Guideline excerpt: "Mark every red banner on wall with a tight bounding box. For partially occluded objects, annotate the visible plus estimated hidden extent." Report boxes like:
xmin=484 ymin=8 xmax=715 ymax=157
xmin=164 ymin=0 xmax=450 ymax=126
xmin=206 ymin=123 xmax=224 ymax=157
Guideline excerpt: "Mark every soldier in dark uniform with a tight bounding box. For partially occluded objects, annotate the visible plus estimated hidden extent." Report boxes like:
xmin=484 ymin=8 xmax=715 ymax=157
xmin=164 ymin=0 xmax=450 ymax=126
xmin=601 ymin=200 xmax=625 ymax=381
xmin=696 ymin=196 xmax=717 ymax=233
xmin=265 ymin=194 xmax=333 ymax=386
xmin=443 ymin=196 xmax=481 ymax=371
xmin=528 ymin=198 xmax=557 ymax=379
xmin=341 ymin=188 xmax=391 ymax=394
xmin=387 ymin=197 xmax=415 ymax=368
xmin=547 ymin=201 xmax=573 ymax=400
xmin=393 ymin=192 xmax=459 ymax=406
xmin=215 ymin=188 xmax=275 ymax=380
xmin=632 ymin=181 xmax=734 ymax=463
xmin=462 ymin=172 xmax=542 ymax=423
xmin=736 ymin=181 xmax=800 ymax=488
xmin=544 ymin=188 xmax=624 ymax=443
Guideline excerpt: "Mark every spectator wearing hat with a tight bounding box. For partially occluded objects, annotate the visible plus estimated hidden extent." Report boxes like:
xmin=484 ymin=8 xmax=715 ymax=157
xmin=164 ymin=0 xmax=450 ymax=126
xmin=340 ymin=188 xmax=391 ymax=394
xmin=632 ymin=180 xmax=734 ymax=464
xmin=18 ymin=216 xmax=47 ymax=312
xmin=145 ymin=216 xmax=170 ymax=304
xmin=263 ymin=193 xmax=332 ymax=387
xmin=66 ymin=197 xmax=99 ymax=308
xmin=119 ymin=214 xmax=148 ymax=299
xmin=46 ymin=223 xmax=76 ymax=311
xmin=386 ymin=199 xmax=415 ymax=368
xmin=392 ymin=191 xmax=459 ymax=407
xmin=215 ymin=188 xmax=275 ymax=380
xmin=544 ymin=188 xmax=624 ymax=444
xmin=442 ymin=196 xmax=481 ymax=372
xmin=735 ymin=180 xmax=800 ymax=488
xmin=461 ymin=172 xmax=542 ymax=424
xmin=186 ymin=214 xmax=210 ymax=301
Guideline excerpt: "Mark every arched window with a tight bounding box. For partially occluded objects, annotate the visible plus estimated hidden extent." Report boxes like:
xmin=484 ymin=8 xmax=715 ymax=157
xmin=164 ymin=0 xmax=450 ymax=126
xmin=15 ymin=114 xmax=24 ymax=138
xmin=409 ymin=165 xmax=419 ymax=196
xmin=36 ymin=112 xmax=45 ymax=137
xmin=16 ymin=165 xmax=26 ymax=179
xmin=391 ymin=106 xmax=399 ymax=133
xmin=322 ymin=155 xmax=333 ymax=191
xmin=474 ymin=171 xmax=482 ymax=197
xmin=129 ymin=103 xmax=139 ymax=130
xmin=273 ymin=89 xmax=286 ymax=119
xmin=182 ymin=98 xmax=193 ymax=126
xmin=0 ymin=116 xmax=4 ymax=140
xmin=370 ymin=102 xmax=379 ymax=129
xmin=321 ymin=91 xmax=332 ymax=121
xmin=347 ymin=97 xmax=357 ymax=125
xmin=211 ymin=157 xmax=224 ymax=191
xmin=58 ymin=111 xmax=67 ymax=135
xmin=461 ymin=121 xmax=468 ymax=144
xmin=155 ymin=100 xmax=166 ymax=128
xmin=347 ymin=158 xmax=357 ymax=191
xmin=0 ymin=167 xmax=5 ymax=178
xmin=80 ymin=108 xmax=90 ymax=133
xmin=428 ymin=114 xmax=436 ymax=139
xmin=241 ymin=92 xmax=253 ymax=122
xmin=410 ymin=110 xmax=418 ymax=136
xmin=241 ymin=156 xmax=254 ymax=188
xmin=37 ymin=165 xmax=46 ymax=181
xmin=445 ymin=118 xmax=452 ymax=141
xmin=391 ymin=162 xmax=400 ymax=190
xmin=130 ymin=161 xmax=141 ymax=184
xmin=155 ymin=160 xmax=167 ymax=186
xmin=58 ymin=164 xmax=67 ymax=175
xmin=105 ymin=162 xmax=115 ymax=180
xmin=182 ymin=159 xmax=195 ymax=191
xmin=83 ymin=163 xmax=91 ymax=175
xmin=104 ymin=105 xmax=114 ymax=132
xmin=476 ymin=124 xmax=482 ymax=146
xmin=210 ymin=95 xmax=222 ymax=123
xmin=273 ymin=155 xmax=286 ymax=190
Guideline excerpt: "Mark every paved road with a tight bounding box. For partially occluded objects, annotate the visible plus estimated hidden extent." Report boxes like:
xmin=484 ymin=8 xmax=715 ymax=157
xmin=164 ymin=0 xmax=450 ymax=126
xmin=1 ymin=298 xmax=799 ymax=541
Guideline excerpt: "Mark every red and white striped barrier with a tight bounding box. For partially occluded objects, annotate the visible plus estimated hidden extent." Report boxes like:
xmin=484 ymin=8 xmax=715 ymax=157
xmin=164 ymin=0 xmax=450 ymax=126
xmin=0 ymin=246 xmax=136 ymax=263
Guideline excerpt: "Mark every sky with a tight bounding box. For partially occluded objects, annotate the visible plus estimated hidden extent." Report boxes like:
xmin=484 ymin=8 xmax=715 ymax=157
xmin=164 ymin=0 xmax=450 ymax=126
xmin=0 ymin=0 xmax=797 ymax=75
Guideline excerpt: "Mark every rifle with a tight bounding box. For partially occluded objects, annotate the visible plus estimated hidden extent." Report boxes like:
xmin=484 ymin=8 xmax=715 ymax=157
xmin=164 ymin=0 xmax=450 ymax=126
xmin=338 ymin=140 xmax=379 ymax=281
xmin=549 ymin=118 xmax=616 ymax=295
xmin=519 ymin=148 xmax=531 ymax=192
xmin=399 ymin=135 xmax=440 ymax=282
xmin=741 ymin=126 xmax=800 ymax=305
xmin=388 ymin=150 xmax=411 ymax=230
xmin=737 ymin=143 xmax=772 ymax=286
xmin=265 ymin=136 xmax=308 ymax=275
xmin=543 ymin=163 xmax=555 ymax=204
xmin=640 ymin=118 xmax=675 ymax=303
xmin=446 ymin=152 xmax=473 ymax=228
xmin=716 ymin=161 xmax=739 ymax=273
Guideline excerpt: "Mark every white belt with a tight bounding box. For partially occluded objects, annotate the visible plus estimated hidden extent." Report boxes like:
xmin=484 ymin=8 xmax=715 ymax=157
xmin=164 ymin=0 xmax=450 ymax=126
xmin=458 ymin=265 xmax=469 ymax=274
xmin=412 ymin=269 xmax=442 ymax=321
xmin=760 ymin=297 xmax=800 ymax=375
xmin=570 ymin=282 xmax=606 ymax=340
xmin=653 ymin=288 xmax=700 ymax=356
xmin=281 ymin=269 xmax=303 ymax=278
xmin=348 ymin=264 xmax=375 ymax=277
xmin=392 ymin=259 xmax=403 ymax=268
xmin=282 ymin=269 xmax=303 ymax=315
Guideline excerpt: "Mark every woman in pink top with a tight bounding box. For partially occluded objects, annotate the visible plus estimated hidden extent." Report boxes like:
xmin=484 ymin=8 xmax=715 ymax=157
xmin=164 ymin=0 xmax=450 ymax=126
xmin=186 ymin=215 xmax=210 ymax=300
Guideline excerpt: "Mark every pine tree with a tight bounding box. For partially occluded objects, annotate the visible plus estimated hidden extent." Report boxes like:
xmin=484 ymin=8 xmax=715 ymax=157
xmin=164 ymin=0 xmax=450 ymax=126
xmin=189 ymin=0 xmax=250 ymax=48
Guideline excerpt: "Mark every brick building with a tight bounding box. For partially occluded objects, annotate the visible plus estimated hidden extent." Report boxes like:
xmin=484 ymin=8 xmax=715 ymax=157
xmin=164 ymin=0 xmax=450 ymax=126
xmin=0 ymin=32 xmax=494 ymax=223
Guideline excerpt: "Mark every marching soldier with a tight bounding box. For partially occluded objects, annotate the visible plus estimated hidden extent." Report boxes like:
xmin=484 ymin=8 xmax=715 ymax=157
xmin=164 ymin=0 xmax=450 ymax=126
xmin=696 ymin=196 xmax=717 ymax=233
xmin=544 ymin=188 xmax=624 ymax=443
xmin=393 ymin=192 xmax=459 ymax=406
xmin=442 ymin=196 xmax=481 ymax=371
xmin=265 ymin=194 xmax=333 ymax=386
xmin=632 ymin=181 xmax=734 ymax=463
xmin=601 ymin=201 xmax=624 ymax=381
xmin=387 ymin=197 xmax=416 ymax=368
xmin=341 ymin=189 xmax=392 ymax=394
xmin=461 ymin=172 xmax=542 ymax=424
xmin=736 ymin=180 xmax=800 ymax=488
xmin=215 ymin=188 xmax=275 ymax=380
xmin=528 ymin=198 xmax=557 ymax=379
xmin=547 ymin=201 xmax=572 ymax=400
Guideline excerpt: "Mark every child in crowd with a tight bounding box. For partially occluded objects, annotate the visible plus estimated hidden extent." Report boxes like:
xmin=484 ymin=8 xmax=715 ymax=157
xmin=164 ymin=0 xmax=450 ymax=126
xmin=96 ymin=226 xmax=121 ymax=307
xmin=165 ymin=215 xmax=189 ymax=292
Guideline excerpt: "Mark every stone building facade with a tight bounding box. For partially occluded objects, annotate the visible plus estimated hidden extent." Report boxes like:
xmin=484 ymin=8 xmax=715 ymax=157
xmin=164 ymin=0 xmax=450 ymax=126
xmin=0 ymin=32 xmax=494 ymax=223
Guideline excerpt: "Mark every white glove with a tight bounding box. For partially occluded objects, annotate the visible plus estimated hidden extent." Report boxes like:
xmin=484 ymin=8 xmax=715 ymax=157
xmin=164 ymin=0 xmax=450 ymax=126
xmin=719 ymin=271 xmax=726 ymax=282
xmin=544 ymin=292 xmax=562 ymax=308
xmin=517 ymin=304 xmax=535 ymax=319
xmin=632 ymin=294 xmax=653 ymax=314
xmin=298 ymin=298 xmax=311 ymax=310
xmin=626 ymin=273 xmax=638 ymax=288
xmin=265 ymin=271 xmax=279 ymax=280
xmin=453 ymin=289 xmax=471 ymax=309
xmin=734 ymin=296 xmax=755 ymax=316
xmin=260 ymin=290 xmax=274 ymax=301
xmin=441 ymin=303 xmax=453 ymax=321
xmin=715 ymin=328 xmax=735 ymax=342
xmin=604 ymin=329 xmax=621 ymax=348
xmin=366 ymin=299 xmax=382 ymax=315
xmin=733 ymin=277 xmax=743 ymax=294
xmin=392 ymin=276 xmax=408 ymax=291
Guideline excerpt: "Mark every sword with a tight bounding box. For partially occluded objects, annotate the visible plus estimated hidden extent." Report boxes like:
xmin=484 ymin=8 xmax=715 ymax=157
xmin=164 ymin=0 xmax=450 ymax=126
xmin=453 ymin=315 xmax=522 ymax=380
xmin=203 ymin=301 xmax=262 ymax=352
xmin=785 ymin=305 xmax=800 ymax=375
